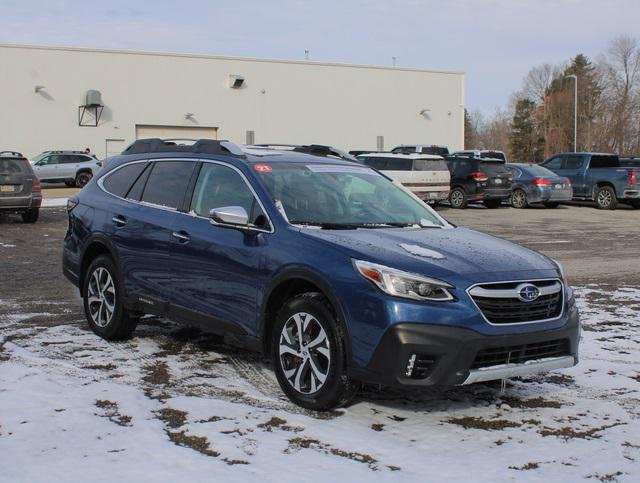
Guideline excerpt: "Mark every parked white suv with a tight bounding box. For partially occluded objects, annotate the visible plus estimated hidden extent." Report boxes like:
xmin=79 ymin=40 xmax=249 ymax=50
xmin=391 ymin=144 xmax=450 ymax=156
xmin=356 ymin=152 xmax=451 ymax=203
xmin=31 ymin=151 xmax=102 ymax=187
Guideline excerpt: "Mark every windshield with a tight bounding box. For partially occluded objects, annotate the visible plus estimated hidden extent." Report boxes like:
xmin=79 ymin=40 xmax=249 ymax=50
xmin=31 ymin=154 xmax=47 ymax=164
xmin=254 ymin=163 xmax=444 ymax=228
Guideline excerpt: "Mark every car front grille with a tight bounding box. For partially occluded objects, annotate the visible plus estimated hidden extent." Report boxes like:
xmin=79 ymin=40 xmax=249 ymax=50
xmin=469 ymin=280 xmax=563 ymax=324
xmin=471 ymin=338 xmax=570 ymax=369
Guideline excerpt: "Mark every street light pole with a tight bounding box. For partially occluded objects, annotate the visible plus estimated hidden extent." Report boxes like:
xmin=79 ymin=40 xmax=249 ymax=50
xmin=566 ymin=74 xmax=577 ymax=152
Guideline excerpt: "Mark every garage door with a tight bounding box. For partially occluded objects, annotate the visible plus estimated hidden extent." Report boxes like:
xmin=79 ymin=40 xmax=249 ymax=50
xmin=135 ymin=125 xmax=218 ymax=140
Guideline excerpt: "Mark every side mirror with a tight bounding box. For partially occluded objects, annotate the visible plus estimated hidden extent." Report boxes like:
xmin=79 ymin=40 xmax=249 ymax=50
xmin=209 ymin=206 xmax=249 ymax=228
xmin=96 ymin=161 xmax=103 ymax=167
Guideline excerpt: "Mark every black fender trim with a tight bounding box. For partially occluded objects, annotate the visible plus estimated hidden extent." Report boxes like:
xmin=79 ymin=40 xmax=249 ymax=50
xmin=259 ymin=266 xmax=353 ymax=364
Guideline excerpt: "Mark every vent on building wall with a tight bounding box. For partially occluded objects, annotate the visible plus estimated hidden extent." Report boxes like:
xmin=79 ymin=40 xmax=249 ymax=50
xmin=78 ymin=89 xmax=104 ymax=127
xmin=229 ymin=75 xmax=245 ymax=89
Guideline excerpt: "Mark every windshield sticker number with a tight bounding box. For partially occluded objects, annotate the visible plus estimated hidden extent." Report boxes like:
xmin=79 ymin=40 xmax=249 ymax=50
xmin=254 ymin=164 xmax=272 ymax=173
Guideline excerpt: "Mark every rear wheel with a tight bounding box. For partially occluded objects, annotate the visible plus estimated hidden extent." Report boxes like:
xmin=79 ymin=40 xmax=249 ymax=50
xmin=483 ymin=199 xmax=502 ymax=209
xmin=449 ymin=188 xmax=467 ymax=209
xmin=21 ymin=208 xmax=39 ymax=223
xmin=544 ymin=202 xmax=560 ymax=208
xmin=595 ymin=186 xmax=617 ymax=210
xmin=511 ymin=189 xmax=528 ymax=209
xmin=82 ymin=255 xmax=138 ymax=340
xmin=271 ymin=292 xmax=358 ymax=410
xmin=75 ymin=171 xmax=93 ymax=188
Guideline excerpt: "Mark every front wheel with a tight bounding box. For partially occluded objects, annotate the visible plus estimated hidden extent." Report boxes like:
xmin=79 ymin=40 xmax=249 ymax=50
xmin=595 ymin=186 xmax=618 ymax=210
xmin=511 ymin=189 xmax=528 ymax=209
xmin=272 ymin=293 xmax=358 ymax=410
xmin=82 ymin=255 xmax=138 ymax=340
xmin=75 ymin=171 xmax=93 ymax=188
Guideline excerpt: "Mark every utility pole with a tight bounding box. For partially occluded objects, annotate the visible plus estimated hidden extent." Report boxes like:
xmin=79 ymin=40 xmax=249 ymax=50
xmin=566 ymin=75 xmax=577 ymax=152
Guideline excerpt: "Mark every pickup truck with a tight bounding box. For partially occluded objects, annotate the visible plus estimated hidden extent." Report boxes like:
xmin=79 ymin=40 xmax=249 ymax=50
xmin=540 ymin=152 xmax=640 ymax=209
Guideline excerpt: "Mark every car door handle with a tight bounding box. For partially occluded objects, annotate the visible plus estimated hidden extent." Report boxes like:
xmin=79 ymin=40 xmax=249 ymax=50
xmin=112 ymin=215 xmax=127 ymax=227
xmin=171 ymin=231 xmax=190 ymax=243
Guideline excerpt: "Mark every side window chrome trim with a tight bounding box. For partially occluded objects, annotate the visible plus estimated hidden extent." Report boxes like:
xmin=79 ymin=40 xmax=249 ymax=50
xmin=98 ymin=158 xmax=275 ymax=234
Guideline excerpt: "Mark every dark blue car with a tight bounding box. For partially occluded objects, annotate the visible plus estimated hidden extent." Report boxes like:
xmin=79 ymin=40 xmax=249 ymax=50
xmin=63 ymin=138 xmax=580 ymax=410
xmin=506 ymin=163 xmax=573 ymax=208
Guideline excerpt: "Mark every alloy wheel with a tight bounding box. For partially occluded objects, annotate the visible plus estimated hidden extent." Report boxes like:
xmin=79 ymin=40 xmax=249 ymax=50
xmin=87 ymin=267 xmax=116 ymax=328
xmin=450 ymin=189 xmax=464 ymax=207
xmin=597 ymin=189 xmax=612 ymax=208
xmin=278 ymin=312 xmax=331 ymax=394
xmin=77 ymin=173 xmax=92 ymax=187
xmin=512 ymin=190 xmax=527 ymax=208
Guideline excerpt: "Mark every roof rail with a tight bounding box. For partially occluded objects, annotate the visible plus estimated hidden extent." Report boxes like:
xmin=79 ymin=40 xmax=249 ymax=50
xmin=122 ymin=138 xmax=246 ymax=158
xmin=0 ymin=150 xmax=25 ymax=158
xmin=247 ymin=143 xmax=357 ymax=161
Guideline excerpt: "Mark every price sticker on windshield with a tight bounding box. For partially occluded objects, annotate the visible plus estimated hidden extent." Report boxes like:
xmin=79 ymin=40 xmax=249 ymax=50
xmin=254 ymin=164 xmax=272 ymax=173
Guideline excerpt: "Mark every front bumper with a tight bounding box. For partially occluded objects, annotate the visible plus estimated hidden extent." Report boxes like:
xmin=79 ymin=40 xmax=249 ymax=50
xmin=348 ymin=307 xmax=580 ymax=387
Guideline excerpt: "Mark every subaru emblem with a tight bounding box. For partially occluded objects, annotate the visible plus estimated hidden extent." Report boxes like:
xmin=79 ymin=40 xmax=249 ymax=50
xmin=517 ymin=284 xmax=540 ymax=302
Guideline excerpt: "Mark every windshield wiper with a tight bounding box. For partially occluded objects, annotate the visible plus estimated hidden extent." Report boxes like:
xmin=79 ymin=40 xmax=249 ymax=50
xmin=290 ymin=221 xmax=361 ymax=230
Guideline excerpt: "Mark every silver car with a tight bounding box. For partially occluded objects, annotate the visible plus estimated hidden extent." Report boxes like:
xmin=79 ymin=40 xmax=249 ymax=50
xmin=31 ymin=151 xmax=102 ymax=187
xmin=506 ymin=163 xmax=573 ymax=208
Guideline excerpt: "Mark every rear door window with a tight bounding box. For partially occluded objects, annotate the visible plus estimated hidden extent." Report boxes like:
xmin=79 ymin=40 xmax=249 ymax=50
xmin=414 ymin=159 xmax=448 ymax=171
xmin=0 ymin=158 xmax=30 ymax=174
xmin=103 ymin=162 xmax=148 ymax=198
xmin=590 ymin=155 xmax=619 ymax=168
xmin=141 ymin=161 xmax=196 ymax=210
xmin=562 ymin=155 xmax=584 ymax=169
xmin=360 ymin=157 xmax=387 ymax=170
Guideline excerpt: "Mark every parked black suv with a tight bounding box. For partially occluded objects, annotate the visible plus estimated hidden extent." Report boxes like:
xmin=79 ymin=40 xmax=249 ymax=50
xmin=445 ymin=155 xmax=512 ymax=208
xmin=0 ymin=151 xmax=42 ymax=222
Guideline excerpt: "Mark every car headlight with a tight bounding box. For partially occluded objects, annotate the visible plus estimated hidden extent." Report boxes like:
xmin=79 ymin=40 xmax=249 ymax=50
xmin=353 ymin=260 xmax=454 ymax=301
xmin=551 ymin=258 xmax=566 ymax=281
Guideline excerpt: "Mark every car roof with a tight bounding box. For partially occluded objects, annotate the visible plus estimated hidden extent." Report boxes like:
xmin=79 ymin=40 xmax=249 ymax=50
xmin=394 ymin=144 xmax=448 ymax=148
xmin=357 ymin=152 xmax=443 ymax=160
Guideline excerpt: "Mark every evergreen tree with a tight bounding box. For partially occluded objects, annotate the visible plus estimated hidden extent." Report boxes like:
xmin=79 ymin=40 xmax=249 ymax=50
xmin=510 ymin=98 xmax=544 ymax=162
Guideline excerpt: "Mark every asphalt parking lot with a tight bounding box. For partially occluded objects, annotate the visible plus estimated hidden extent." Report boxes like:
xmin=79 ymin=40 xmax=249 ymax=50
xmin=1 ymin=204 xmax=639 ymax=481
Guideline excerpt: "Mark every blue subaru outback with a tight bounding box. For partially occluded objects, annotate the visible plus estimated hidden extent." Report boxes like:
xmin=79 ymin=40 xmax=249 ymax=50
xmin=63 ymin=139 xmax=580 ymax=410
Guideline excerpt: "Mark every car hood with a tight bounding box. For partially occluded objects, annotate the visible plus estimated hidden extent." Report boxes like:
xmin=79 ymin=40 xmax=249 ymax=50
xmin=300 ymin=226 xmax=557 ymax=283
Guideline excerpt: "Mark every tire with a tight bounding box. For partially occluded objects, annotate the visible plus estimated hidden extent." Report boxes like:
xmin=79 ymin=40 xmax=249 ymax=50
xmin=82 ymin=255 xmax=138 ymax=340
xmin=483 ymin=199 xmax=502 ymax=209
xmin=75 ymin=171 xmax=93 ymax=188
xmin=271 ymin=292 xmax=358 ymax=410
xmin=595 ymin=186 xmax=618 ymax=210
xmin=449 ymin=188 xmax=468 ymax=209
xmin=544 ymin=202 xmax=560 ymax=208
xmin=65 ymin=180 xmax=76 ymax=187
xmin=511 ymin=189 xmax=528 ymax=209
xmin=21 ymin=208 xmax=39 ymax=223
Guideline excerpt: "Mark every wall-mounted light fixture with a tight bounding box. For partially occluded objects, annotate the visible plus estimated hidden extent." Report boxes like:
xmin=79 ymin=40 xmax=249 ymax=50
xmin=34 ymin=85 xmax=45 ymax=93
xmin=419 ymin=109 xmax=432 ymax=120
xmin=185 ymin=113 xmax=195 ymax=120
xmin=228 ymin=75 xmax=245 ymax=89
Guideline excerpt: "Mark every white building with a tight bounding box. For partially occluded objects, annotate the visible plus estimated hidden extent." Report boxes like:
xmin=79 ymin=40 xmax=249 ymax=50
xmin=0 ymin=44 xmax=465 ymax=159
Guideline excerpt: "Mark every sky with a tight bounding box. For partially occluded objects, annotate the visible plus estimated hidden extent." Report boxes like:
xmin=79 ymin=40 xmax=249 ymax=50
xmin=1 ymin=0 xmax=638 ymax=114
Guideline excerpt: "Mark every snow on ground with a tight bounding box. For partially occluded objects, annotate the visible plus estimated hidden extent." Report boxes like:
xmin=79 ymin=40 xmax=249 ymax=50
xmin=0 ymin=288 xmax=639 ymax=482
xmin=41 ymin=198 xmax=68 ymax=208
